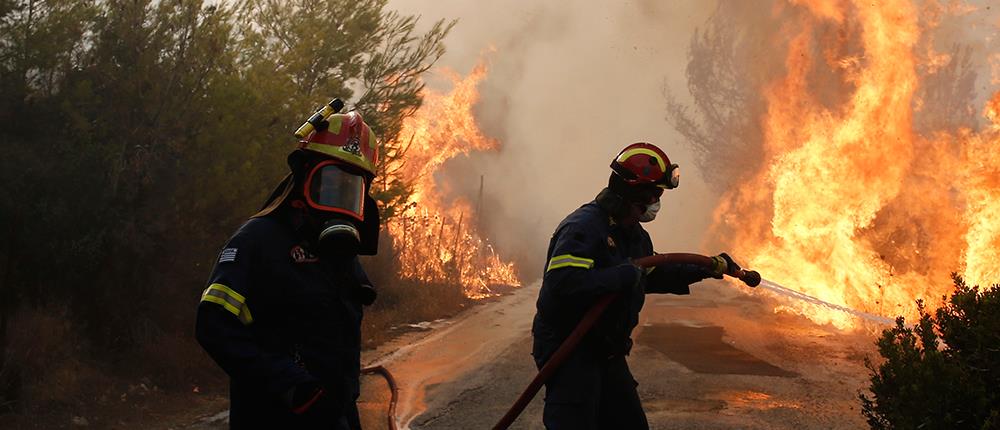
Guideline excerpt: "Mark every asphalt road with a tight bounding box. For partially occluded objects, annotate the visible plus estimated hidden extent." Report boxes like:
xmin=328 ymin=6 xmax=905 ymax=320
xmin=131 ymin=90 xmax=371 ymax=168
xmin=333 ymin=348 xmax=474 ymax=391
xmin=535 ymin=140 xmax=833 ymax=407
xmin=366 ymin=281 xmax=881 ymax=430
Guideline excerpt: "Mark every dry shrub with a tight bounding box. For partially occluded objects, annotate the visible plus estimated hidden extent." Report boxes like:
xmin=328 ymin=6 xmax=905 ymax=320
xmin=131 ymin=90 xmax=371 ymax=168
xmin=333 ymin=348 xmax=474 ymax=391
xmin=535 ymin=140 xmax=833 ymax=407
xmin=363 ymin=277 xmax=471 ymax=348
xmin=133 ymin=331 xmax=222 ymax=392
xmin=360 ymin=237 xmax=473 ymax=347
xmin=1 ymin=306 xmax=108 ymax=413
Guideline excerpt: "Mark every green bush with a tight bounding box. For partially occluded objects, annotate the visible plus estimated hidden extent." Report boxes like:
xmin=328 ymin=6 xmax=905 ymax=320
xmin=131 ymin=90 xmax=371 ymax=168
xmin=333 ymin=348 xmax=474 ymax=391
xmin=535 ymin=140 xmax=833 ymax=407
xmin=861 ymin=275 xmax=1000 ymax=429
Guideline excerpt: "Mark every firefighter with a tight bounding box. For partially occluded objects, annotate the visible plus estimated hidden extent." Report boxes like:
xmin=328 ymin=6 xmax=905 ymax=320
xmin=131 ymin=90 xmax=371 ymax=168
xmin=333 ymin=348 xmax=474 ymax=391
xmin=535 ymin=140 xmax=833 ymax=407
xmin=196 ymin=111 xmax=381 ymax=429
xmin=531 ymin=142 xmax=734 ymax=429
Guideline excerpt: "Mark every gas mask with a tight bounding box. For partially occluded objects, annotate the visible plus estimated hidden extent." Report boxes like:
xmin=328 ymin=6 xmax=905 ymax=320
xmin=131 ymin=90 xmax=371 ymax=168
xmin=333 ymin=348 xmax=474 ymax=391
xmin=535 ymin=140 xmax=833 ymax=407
xmin=638 ymin=199 xmax=661 ymax=223
xmin=301 ymin=160 xmax=379 ymax=259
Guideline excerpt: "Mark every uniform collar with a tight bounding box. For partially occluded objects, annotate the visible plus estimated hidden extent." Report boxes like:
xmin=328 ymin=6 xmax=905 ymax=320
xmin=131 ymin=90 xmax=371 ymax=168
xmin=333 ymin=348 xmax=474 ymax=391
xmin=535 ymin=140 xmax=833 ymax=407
xmin=595 ymin=188 xmax=643 ymax=236
xmin=595 ymin=188 xmax=626 ymax=218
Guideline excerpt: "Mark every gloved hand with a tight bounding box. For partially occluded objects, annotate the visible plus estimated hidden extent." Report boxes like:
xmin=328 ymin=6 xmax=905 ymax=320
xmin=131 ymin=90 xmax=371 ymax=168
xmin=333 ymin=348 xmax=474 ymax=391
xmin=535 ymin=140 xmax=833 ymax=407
xmin=351 ymin=284 xmax=377 ymax=306
xmin=709 ymin=252 xmax=740 ymax=278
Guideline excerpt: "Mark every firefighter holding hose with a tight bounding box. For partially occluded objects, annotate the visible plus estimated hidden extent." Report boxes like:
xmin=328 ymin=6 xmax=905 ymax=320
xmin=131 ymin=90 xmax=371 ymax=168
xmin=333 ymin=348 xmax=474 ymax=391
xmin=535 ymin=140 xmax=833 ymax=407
xmin=196 ymin=103 xmax=381 ymax=429
xmin=530 ymin=143 xmax=739 ymax=429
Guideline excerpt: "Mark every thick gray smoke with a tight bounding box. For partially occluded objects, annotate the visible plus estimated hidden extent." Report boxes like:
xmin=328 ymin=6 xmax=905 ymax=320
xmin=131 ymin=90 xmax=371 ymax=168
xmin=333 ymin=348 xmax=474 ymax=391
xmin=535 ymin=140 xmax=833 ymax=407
xmin=387 ymin=0 xmax=721 ymax=278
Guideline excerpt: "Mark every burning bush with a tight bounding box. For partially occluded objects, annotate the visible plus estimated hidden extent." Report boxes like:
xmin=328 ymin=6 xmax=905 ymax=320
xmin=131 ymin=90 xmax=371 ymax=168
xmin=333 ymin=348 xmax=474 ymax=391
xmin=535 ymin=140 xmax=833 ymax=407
xmin=860 ymin=275 xmax=1000 ymax=429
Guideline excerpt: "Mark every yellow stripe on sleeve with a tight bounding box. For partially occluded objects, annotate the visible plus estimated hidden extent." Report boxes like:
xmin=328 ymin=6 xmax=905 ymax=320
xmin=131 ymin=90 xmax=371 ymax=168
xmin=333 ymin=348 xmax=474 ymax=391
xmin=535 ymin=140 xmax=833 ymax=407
xmin=201 ymin=283 xmax=253 ymax=325
xmin=546 ymin=254 xmax=595 ymax=272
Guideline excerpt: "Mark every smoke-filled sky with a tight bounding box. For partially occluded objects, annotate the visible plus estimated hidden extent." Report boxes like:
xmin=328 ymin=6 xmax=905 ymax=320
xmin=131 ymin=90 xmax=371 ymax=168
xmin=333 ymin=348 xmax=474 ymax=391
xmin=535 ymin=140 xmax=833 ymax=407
xmin=387 ymin=0 xmax=721 ymax=276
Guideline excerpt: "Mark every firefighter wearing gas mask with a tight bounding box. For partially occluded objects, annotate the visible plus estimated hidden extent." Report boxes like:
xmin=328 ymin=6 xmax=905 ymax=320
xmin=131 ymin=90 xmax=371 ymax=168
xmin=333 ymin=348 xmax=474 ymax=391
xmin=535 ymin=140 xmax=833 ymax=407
xmin=531 ymin=142 xmax=732 ymax=430
xmin=196 ymin=108 xmax=380 ymax=430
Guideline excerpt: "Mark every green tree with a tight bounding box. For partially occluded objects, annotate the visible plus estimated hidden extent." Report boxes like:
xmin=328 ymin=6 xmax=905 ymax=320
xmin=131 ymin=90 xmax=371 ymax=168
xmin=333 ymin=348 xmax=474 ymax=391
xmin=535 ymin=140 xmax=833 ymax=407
xmin=0 ymin=0 xmax=451 ymax=414
xmin=861 ymin=275 xmax=1000 ymax=429
xmin=234 ymin=0 xmax=453 ymax=221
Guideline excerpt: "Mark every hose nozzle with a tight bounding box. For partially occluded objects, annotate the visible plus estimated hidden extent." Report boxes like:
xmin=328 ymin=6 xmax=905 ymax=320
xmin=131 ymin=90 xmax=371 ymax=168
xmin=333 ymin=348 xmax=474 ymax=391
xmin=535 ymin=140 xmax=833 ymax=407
xmin=736 ymin=269 xmax=761 ymax=287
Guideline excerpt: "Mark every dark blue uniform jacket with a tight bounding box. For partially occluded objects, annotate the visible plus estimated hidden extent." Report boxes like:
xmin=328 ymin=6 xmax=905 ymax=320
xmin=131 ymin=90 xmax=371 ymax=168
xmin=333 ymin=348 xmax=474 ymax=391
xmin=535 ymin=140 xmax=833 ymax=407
xmin=195 ymin=215 xmax=370 ymax=429
xmin=531 ymin=191 xmax=710 ymax=378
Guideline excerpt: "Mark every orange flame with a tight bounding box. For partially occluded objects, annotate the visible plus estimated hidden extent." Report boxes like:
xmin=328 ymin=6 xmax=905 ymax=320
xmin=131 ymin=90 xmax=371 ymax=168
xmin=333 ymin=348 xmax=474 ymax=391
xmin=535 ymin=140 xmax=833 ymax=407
xmin=386 ymin=61 xmax=520 ymax=299
xmin=713 ymin=0 xmax=1000 ymax=328
xmin=961 ymin=92 xmax=1000 ymax=288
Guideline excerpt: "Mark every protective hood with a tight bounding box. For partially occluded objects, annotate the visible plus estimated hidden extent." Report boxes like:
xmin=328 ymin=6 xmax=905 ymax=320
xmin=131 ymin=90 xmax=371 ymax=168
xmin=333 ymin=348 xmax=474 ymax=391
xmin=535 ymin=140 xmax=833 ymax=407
xmin=253 ymin=173 xmax=294 ymax=219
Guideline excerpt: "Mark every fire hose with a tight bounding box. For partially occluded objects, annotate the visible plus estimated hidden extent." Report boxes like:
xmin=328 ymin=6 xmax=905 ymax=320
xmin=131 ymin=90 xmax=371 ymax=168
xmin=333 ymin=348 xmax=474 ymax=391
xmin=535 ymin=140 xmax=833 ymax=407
xmin=491 ymin=253 xmax=761 ymax=430
xmin=360 ymin=365 xmax=399 ymax=430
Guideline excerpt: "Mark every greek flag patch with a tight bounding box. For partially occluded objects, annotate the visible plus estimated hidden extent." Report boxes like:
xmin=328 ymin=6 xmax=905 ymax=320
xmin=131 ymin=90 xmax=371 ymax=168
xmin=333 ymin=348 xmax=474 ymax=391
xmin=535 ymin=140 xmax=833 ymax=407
xmin=219 ymin=248 xmax=238 ymax=263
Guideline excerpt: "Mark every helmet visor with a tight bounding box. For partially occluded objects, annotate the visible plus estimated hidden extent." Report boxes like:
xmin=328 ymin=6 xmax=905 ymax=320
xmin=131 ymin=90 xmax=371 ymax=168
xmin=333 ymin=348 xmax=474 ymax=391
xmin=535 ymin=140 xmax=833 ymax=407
xmin=305 ymin=161 xmax=366 ymax=220
xmin=667 ymin=164 xmax=680 ymax=189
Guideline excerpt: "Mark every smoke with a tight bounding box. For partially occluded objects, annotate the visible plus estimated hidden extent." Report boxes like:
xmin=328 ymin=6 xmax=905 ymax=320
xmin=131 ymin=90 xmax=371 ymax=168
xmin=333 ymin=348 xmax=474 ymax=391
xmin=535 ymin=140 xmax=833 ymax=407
xmin=386 ymin=0 xmax=720 ymax=278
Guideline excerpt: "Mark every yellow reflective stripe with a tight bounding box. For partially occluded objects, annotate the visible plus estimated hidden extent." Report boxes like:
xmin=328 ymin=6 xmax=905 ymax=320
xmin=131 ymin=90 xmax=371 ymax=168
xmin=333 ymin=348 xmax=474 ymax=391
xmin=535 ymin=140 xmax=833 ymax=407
xmin=206 ymin=283 xmax=246 ymax=303
xmin=201 ymin=283 xmax=253 ymax=325
xmin=548 ymin=261 xmax=592 ymax=271
xmin=238 ymin=304 xmax=253 ymax=325
xmin=546 ymin=254 xmax=595 ymax=272
xmin=616 ymin=148 xmax=667 ymax=172
xmin=201 ymin=294 xmax=241 ymax=317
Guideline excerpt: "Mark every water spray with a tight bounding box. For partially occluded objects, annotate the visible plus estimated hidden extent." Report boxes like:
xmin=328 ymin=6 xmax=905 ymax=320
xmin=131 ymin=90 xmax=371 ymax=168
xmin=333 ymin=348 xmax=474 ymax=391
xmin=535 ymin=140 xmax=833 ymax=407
xmin=754 ymin=278 xmax=894 ymax=325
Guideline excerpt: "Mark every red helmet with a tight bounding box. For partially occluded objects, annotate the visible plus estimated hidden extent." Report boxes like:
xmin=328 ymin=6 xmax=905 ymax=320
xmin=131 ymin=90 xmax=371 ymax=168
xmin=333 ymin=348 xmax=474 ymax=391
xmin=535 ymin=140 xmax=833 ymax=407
xmin=610 ymin=142 xmax=679 ymax=189
xmin=299 ymin=111 xmax=379 ymax=178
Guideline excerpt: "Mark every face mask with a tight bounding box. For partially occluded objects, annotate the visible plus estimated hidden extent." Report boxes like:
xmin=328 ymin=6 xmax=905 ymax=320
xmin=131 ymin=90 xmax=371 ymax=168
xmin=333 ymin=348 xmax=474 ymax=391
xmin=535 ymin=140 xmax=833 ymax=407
xmin=638 ymin=200 xmax=661 ymax=223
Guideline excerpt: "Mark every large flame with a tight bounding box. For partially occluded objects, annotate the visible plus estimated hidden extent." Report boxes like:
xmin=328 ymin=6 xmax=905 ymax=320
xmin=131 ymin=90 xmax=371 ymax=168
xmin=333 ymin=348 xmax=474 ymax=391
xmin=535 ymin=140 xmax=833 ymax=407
xmin=713 ymin=0 xmax=1000 ymax=328
xmin=386 ymin=61 xmax=520 ymax=299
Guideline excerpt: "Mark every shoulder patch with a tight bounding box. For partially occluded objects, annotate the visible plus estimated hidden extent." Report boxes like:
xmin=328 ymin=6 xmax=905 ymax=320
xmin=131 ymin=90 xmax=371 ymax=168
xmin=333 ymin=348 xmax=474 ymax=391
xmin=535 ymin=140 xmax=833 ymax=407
xmin=219 ymin=248 xmax=238 ymax=263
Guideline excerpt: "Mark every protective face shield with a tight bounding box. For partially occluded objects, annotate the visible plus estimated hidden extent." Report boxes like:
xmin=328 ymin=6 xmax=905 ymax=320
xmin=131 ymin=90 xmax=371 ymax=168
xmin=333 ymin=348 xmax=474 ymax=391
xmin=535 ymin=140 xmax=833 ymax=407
xmin=301 ymin=160 xmax=378 ymax=259
xmin=304 ymin=161 xmax=365 ymax=219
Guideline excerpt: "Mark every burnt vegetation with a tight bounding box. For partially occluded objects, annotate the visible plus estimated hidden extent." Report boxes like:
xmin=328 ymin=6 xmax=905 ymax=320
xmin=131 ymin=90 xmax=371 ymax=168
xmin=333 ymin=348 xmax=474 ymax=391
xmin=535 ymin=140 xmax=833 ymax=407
xmin=0 ymin=0 xmax=457 ymax=424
